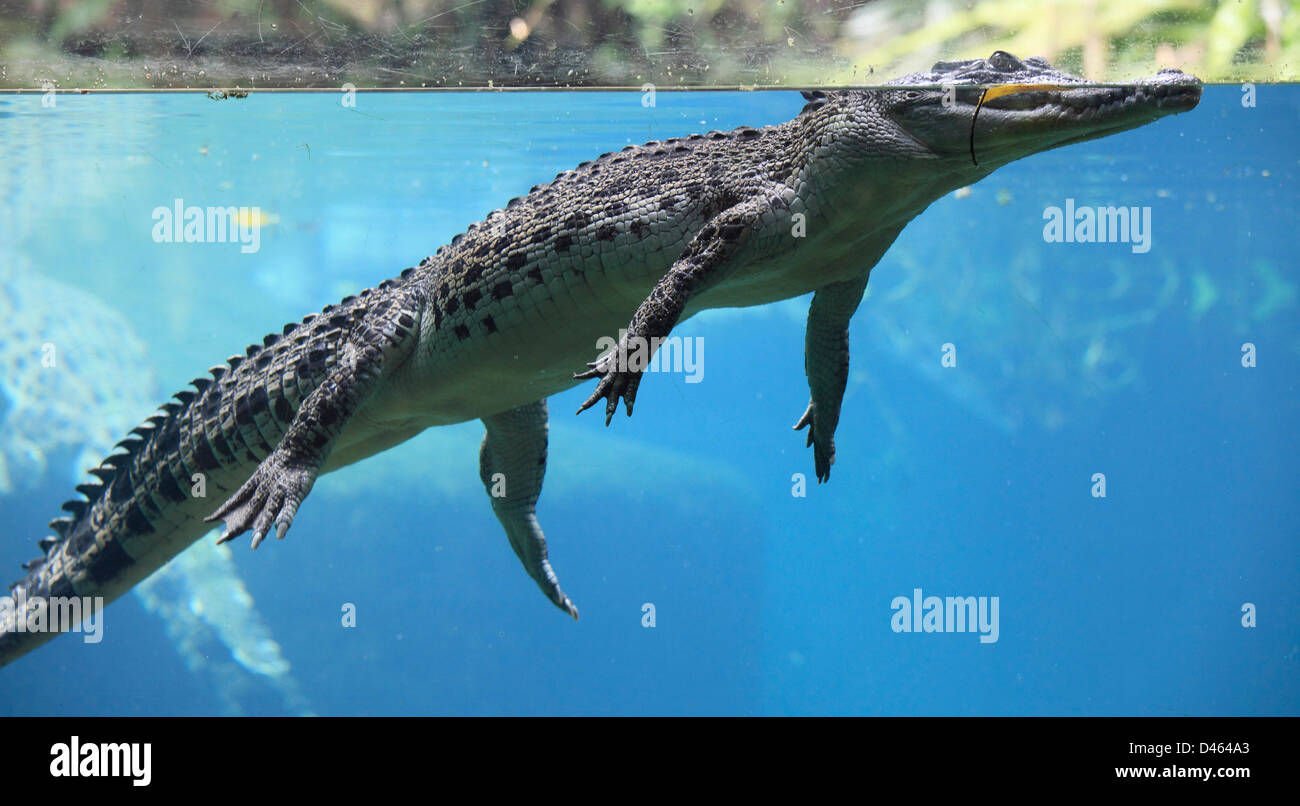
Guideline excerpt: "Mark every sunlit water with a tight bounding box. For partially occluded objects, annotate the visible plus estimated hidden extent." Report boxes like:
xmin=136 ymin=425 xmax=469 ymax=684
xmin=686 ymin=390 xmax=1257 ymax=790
xmin=0 ymin=87 xmax=1296 ymax=715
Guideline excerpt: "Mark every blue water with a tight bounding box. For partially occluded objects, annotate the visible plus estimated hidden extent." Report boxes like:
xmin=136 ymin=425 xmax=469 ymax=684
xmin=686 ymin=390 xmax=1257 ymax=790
xmin=0 ymin=87 xmax=1296 ymax=715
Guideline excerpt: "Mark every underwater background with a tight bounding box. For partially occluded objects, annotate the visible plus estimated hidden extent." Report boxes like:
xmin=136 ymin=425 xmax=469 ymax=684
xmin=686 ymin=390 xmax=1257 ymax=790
xmin=0 ymin=85 xmax=1295 ymax=715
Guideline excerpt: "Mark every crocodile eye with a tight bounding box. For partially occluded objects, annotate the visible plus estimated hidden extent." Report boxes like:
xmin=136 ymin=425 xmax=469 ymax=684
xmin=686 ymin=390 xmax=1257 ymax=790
xmin=905 ymin=90 xmax=923 ymax=101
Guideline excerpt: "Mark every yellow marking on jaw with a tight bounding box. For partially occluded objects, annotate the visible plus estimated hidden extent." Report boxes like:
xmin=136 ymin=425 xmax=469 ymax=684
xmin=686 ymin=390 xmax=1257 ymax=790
xmin=970 ymin=83 xmax=1077 ymax=166
xmin=980 ymin=83 xmax=1075 ymax=104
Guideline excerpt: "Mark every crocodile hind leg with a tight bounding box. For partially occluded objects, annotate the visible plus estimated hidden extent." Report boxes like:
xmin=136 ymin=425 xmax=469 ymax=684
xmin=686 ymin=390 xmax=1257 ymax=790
xmin=795 ymin=271 xmax=871 ymax=483
xmin=480 ymin=399 xmax=578 ymax=619
xmin=206 ymin=298 xmax=422 ymax=547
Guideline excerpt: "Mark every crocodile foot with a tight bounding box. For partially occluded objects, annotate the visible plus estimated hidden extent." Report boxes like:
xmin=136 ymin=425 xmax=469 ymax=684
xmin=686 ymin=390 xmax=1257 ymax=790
xmin=206 ymin=448 xmax=320 ymax=548
xmin=574 ymin=349 xmax=644 ymax=426
xmin=793 ymin=400 xmax=836 ymax=483
xmin=536 ymin=560 xmax=580 ymax=621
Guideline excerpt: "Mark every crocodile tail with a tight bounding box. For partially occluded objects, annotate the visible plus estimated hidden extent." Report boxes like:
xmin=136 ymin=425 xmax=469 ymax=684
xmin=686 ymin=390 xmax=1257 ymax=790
xmin=0 ymin=492 xmax=206 ymax=669
xmin=1 ymin=512 xmax=217 ymax=669
xmin=2 ymin=291 xmax=383 ymax=668
xmin=0 ymin=501 xmax=127 ymax=666
xmin=0 ymin=546 xmax=69 ymax=667
xmin=0 ymin=345 xmax=252 ymax=665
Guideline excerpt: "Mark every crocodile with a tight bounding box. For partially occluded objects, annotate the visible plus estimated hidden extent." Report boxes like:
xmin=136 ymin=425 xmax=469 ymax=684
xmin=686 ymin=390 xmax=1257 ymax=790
xmin=0 ymin=52 xmax=1201 ymax=667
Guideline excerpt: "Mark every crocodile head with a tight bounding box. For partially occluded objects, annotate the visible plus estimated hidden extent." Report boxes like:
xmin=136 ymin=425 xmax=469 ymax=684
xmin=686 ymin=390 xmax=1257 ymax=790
xmin=886 ymin=51 xmax=1200 ymax=166
xmin=802 ymin=51 xmax=1201 ymax=211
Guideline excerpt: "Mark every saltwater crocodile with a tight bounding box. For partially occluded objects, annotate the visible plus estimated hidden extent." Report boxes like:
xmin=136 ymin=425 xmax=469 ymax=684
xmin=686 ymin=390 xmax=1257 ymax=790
xmin=0 ymin=52 xmax=1201 ymax=667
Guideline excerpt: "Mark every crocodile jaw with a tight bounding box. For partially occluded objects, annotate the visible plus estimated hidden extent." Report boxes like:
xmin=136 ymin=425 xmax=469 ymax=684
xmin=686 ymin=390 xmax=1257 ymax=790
xmin=962 ymin=73 xmax=1203 ymax=168
xmin=876 ymin=54 xmax=1203 ymax=176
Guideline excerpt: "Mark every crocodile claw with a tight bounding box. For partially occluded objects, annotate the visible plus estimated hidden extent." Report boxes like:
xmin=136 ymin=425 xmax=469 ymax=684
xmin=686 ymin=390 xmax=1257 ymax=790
xmin=574 ymin=355 xmax=642 ymax=426
xmin=525 ymin=549 xmax=582 ymax=620
xmin=794 ymin=400 xmax=835 ymax=483
xmin=558 ymin=594 xmax=580 ymax=621
xmin=206 ymin=448 xmax=318 ymax=548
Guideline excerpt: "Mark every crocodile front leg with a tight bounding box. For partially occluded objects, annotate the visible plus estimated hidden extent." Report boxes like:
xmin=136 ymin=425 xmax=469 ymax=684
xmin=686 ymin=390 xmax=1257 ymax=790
xmin=576 ymin=191 xmax=785 ymax=424
xmin=795 ymin=272 xmax=871 ymax=482
xmin=206 ymin=298 xmax=423 ymax=547
xmin=480 ymin=399 xmax=578 ymax=619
